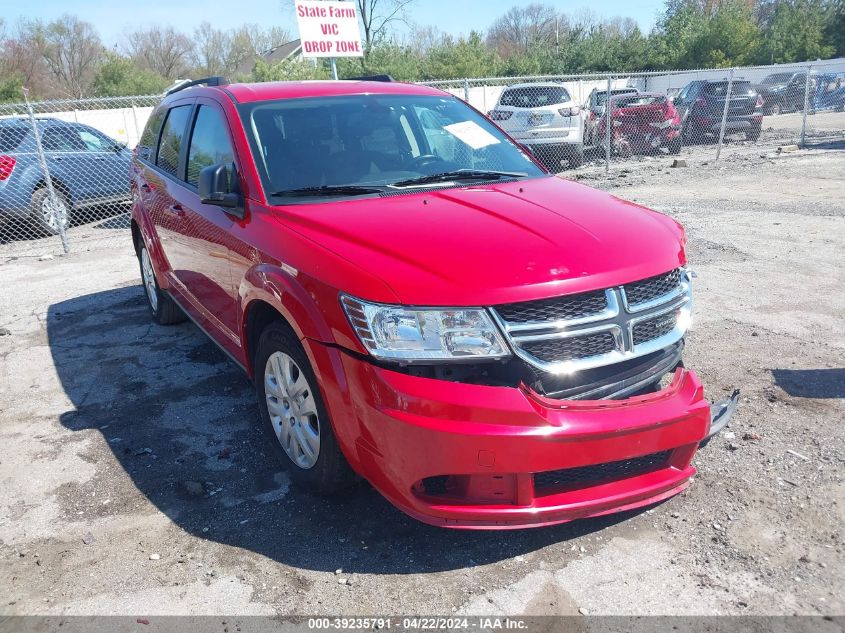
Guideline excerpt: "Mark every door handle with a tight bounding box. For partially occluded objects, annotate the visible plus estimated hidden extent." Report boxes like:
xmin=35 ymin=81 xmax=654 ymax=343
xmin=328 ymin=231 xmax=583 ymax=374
xmin=50 ymin=155 xmax=63 ymax=161
xmin=167 ymin=204 xmax=186 ymax=217
xmin=140 ymin=183 xmax=151 ymax=192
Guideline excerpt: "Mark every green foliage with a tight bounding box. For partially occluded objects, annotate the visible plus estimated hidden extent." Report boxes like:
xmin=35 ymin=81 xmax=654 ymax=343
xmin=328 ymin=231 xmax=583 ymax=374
xmin=762 ymin=0 xmax=837 ymax=62
xmin=419 ymin=32 xmax=501 ymax=80
xmin=250 ymin=57 xmax=331 ymax=81
xmin=91 ymin=54 xmax=169 ymax=97
xmin=0 ymin=75 xmax=24 ymax=103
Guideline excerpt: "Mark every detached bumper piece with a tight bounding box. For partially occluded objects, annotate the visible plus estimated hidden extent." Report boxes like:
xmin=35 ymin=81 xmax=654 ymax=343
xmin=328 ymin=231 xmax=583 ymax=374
xmin=700 ymin=388 xmax=740 ymax=446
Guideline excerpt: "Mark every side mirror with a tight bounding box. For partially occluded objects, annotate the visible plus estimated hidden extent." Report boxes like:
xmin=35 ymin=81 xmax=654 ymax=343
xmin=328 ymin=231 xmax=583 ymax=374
xmin=198 ymin=163 xmax=243 ymax=217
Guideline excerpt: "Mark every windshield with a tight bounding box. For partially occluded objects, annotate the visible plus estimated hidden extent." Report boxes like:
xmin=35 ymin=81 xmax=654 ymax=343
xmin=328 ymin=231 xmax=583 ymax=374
xmin=704 ymin=81 xmax=751 ymax=96
xmin=762 ymin=73 xmax=794 ymax=85
xmin=594 ymin=88 xmax=637 ymax=106
xmin=239 ymin=94 xmax=543 ymax=200
xmin=499 ymin=86 xmax=571 ymax=108
xmin=612 ymin=95 xmax=666 ymax=108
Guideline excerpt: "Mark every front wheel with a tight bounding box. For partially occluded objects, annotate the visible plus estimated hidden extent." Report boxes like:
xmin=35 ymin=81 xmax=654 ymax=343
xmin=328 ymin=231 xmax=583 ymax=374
xmin=746 ymin=124 xmax=761 ymax=142
xmin=667 ymin=137 xmax=683 ymax=155
xmin=567 ymin=146 xmax=584 ymax=168
xmin=255 ymin=323 xmax=356 ymax=494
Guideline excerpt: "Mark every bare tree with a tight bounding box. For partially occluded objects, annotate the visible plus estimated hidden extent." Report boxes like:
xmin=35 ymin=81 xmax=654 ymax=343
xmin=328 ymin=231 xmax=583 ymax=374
xmin=125 ymin=26 xmax=195 ymax=79
xmin=35 ymin=15 xmax=103 ymax=98
xmin=227 ymin=24 xmax=291 ymax=73
xmin=355 ymin=0 xmax=416 ymax=50
xmin=486 ymin=3 xmax=562 ymax=58
xmin=194 ymin=22 xmax=230 ymax=75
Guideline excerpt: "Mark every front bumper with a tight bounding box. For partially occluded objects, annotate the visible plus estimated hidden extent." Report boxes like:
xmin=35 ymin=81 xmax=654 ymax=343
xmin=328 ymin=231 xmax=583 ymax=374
xmin=311 ymin=341 xmax=731 ymax=529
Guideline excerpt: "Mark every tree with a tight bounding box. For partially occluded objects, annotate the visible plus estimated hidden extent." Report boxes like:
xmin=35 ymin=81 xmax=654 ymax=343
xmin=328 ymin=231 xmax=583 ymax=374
xmin=487 ymin=4 xmax=562 ymax=59
xmin=355 ymin=0 xmax=415 ymax=50
xmin=36 ymin=15 xmax=104 ymax=98
xmin=251 ymin=57 xmax=330 ymax=81
xmin=125 ymin=26 xmax=194 ymax=79
xmin=421 ymin=32 xmax=500 ymax=79
xmin=91 ymin=53 xmax=169 ymax=96
xmin=761 ymin=0 xmax=836 ymax=62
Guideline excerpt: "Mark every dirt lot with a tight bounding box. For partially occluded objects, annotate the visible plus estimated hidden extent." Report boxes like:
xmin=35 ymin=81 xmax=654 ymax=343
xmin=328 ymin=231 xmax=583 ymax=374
xmin=0 ymin=144 xmax=843 ymax=618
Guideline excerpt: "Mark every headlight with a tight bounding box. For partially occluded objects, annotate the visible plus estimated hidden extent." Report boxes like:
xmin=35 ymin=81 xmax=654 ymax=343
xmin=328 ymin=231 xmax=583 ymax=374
xmin=340 ymin=295 xmax=511 ymax=362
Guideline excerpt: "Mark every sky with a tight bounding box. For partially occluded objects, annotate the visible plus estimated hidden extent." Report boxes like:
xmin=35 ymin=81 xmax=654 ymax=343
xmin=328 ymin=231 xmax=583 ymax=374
xmin=6 ymin=0 xmax=667 ymax=47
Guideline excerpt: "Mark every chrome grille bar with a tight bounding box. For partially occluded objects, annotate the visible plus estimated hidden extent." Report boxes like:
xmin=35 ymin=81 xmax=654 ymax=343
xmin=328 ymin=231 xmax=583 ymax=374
xmin=490 ymin=269 xmax=692 ymax=375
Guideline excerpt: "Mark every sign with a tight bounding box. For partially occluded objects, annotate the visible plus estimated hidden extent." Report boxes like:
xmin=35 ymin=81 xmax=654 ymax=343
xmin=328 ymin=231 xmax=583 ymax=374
xmin=294 ymin=0 xmax=364 ymax=58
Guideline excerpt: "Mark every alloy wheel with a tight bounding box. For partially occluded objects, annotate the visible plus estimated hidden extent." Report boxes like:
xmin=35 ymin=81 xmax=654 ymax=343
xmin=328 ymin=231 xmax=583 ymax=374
xmin=41 ymin=194 xmax=68 ymax=232
xmin=264 ymin=351 xmax=321 ymax=469
xmin=140 ymin=247 xmax=158 ymax=312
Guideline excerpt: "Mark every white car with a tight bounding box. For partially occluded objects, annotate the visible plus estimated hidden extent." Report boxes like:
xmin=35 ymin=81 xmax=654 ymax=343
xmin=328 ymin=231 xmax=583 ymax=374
xmin=488 ymin=82 xmax=584 ymax=170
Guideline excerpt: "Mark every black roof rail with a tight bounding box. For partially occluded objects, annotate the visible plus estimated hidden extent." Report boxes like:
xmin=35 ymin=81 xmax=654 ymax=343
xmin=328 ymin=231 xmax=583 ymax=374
xmin=345 ymin=75 xmax=395 ymax=82
xmin=166 ymin=76 xmax=228 ymax=96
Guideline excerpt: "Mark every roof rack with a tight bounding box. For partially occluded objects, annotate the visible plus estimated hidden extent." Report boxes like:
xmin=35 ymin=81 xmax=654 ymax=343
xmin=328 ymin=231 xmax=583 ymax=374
xmin=345 ymin=75 xmax=395 ymax=82
xmin=166 ymin=76 xmax=228 ymax=96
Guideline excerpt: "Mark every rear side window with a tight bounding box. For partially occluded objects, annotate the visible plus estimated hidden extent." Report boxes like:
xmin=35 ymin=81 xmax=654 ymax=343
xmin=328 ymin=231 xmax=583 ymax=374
xmin=0 ymin=127 xmax=27 ymax=152
xmin=500 ymin=86 xmax=571 ymax=108
xmin=42 ymin=127 xmax=86 ymax=152
xmin=614 ymin=95 xmax=666 ymax=107
xmin=186 ymin=105 xmax=235 ymax=187
xmin=156 ymin=105 xmax=192 ymax=178
xmin=138 ymin=109 xmax=165 ymax=161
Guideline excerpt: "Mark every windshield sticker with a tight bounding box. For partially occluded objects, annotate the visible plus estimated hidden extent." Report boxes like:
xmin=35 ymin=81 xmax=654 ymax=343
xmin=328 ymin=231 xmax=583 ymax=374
xmin=443 ymin=121 xmax=501 ymax=149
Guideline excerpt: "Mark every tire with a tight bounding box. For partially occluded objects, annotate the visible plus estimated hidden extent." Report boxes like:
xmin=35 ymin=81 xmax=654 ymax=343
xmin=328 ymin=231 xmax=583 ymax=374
xmin=30 ymin=187 xmax=70 ymax=236
xmin=667 ymin=137 xmax=683 ymax=155
xmin=255 ymin=322 xmax=356 ymax=494
xmin=769 ymin=103 xmax=781 ymax=116
xmin=137 ymin=242 xmax=185 ymax=325
xmin=567 ymin=145 xmax=584 ymax=168
xmin=746 ymin=124 xmax=761 ymax=142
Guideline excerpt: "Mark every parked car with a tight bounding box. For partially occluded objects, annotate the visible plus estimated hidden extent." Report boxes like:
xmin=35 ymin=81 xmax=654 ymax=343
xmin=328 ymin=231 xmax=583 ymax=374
xmin=0 ymin=117 xmax=131 ymax=235
xmin=583 ymin=86 xmax=639 ymax=146
xmin=593 ymin=92 xmax=682 ymax=156
xmin=810 ymin=72 xmax=845 ymax=113
xmin=488 ymin=82 xmax=584 ymax=169
xmin=753 ymin=72 xmax=811 ymax=115
xmin=674 ymin=79 xmax=764 ymax=143
xmin=132 ymin=77 xmax=737 ymax=529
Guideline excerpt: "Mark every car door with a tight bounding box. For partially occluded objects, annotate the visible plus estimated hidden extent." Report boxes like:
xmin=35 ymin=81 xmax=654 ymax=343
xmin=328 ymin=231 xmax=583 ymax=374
xmin=164 ymin=99 xmax=240 ymax=346
xmin=39 ymin=126 xmax=93 ymax=204
xmin=142 ymin=102 xmax=193 ymax=289
xmin=75 ymin=125 xmax=131 ymax=201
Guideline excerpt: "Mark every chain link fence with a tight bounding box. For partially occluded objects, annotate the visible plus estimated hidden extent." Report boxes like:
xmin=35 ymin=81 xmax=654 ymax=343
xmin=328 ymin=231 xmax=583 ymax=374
xmin=0 ymin=94 xmax=159 ymax=261
xmin=421 ymin=60 xmax=845 ymax=173
xmin=1 ymin=60 xmax=843 ymax=261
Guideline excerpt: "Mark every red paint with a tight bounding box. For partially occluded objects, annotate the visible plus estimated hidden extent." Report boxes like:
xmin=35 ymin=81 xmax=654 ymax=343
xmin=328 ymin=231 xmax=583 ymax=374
xmin=131 ymin=81 xmax=713 ymax=529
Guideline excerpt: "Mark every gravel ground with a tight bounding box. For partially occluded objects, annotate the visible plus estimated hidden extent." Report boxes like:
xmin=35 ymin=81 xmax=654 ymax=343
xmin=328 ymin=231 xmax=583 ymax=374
xmin=0 ymin=142 xmax=843 ymax=618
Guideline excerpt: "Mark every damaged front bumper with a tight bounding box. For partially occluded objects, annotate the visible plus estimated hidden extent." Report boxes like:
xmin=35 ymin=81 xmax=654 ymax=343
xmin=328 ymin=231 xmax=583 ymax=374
xmin=701 ymin=388 xmax=741 ymax=445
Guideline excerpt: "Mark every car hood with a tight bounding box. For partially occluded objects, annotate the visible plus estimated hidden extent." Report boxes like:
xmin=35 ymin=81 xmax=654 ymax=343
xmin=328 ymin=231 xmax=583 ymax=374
xmin=273 ymin=176 xmax=686 ymax=306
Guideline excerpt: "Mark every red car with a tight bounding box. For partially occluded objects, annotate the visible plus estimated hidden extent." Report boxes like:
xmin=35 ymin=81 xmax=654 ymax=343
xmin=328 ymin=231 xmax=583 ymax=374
xmin=131 ymin=77 xmax=737 ymax=529
xmin=595 ymin=92 xmax=683 ymax=156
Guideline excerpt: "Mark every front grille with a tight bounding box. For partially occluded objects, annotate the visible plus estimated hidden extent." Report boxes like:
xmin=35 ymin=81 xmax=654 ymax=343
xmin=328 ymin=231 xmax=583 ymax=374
xmin=624 ymin=269 xmax=681 ymax=307
xmin=632 ymin=311 xmax=678 ymax=345
xmin=495 ymin=290 xmax=607 ymax=323
xmin=491 ymin=268 xmax=690 ymax=390
xmin=521 ymin=332 xmax=615 ymax=363
xmin=534 ymin=450 xmax=672 ymax=494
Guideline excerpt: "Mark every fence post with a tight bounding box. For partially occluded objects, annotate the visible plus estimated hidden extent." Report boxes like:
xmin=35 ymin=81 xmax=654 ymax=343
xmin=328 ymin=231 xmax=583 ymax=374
xmin=23 ymin=89 xmax=69 ymax=254
xmin=131 ymin=101 xmax=141 ymax=147
xmin=604 ymin=75 xmax=612 ymax=175
xmin=463 ymin=78 xmax=470 ymax=103
xmin=715 ymin=67 xmax=735 ymax=162
xmin=800 ymin=62 xmax=813 ymax=147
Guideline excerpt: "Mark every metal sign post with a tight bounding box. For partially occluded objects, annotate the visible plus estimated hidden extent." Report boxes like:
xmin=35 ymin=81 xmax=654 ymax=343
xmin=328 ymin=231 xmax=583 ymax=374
xmin=331 ymin=57 xmax=338 ymax=80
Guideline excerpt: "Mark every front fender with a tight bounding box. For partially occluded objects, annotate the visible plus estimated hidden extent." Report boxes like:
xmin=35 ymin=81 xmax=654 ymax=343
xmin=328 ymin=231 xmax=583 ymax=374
xmin=240 ymin=263 xmax=333 ymax=341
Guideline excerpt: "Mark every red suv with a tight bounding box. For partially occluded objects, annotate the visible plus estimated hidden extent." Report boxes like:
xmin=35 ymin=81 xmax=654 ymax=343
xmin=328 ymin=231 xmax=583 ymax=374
xmin=131 ymin=77 xmax=737 ymax=529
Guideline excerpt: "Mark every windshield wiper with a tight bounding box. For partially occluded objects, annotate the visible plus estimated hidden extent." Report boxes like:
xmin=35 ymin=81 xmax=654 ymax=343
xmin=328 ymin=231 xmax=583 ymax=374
xmin=391 ymin=169 xmax=528 ymax=188
xmin=271 ymin=185 xmax=383 ymax=198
